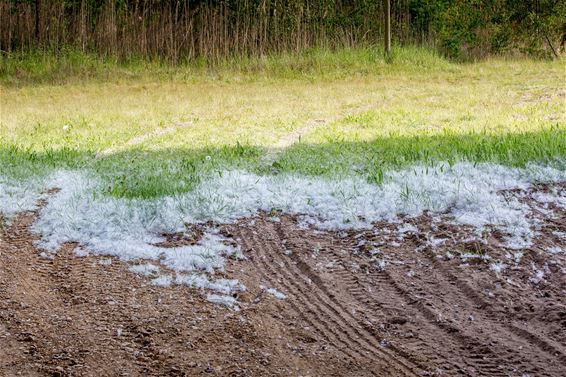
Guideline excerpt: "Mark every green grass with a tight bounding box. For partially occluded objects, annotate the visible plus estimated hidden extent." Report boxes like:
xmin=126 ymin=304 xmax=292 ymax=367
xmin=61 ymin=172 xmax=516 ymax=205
xmin=0 ymin=46 xmax=453 ymax=86
xmin=275 ymin=127 xmax=566 ymax=183
xmin=1 ymin=47 xmax=564 ymax=198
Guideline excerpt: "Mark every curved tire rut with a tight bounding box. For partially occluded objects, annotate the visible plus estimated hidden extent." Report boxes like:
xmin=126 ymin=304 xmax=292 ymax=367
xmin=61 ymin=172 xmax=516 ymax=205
xmin=283 ymin=226 xmax=510 ymax=376
xmin=273 ymin=216 xmax=565 ymax=377
xmin=420 ymin=246 xmax=566 ymax=365
xmin=236 ymin=218 xmax=422 ymax=376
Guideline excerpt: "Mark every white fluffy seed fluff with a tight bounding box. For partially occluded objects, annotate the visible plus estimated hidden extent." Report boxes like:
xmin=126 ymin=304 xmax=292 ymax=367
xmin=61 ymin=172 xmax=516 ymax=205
xmin=1 ymin=162 xmax=565 ymax=303
xmin=266 ymin=288 xmax=287 ymax=300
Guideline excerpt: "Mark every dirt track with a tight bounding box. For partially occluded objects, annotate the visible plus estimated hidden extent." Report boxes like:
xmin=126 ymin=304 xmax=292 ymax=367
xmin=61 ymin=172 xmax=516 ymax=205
xmin=1 ymin=193 xmax=565 ymax=376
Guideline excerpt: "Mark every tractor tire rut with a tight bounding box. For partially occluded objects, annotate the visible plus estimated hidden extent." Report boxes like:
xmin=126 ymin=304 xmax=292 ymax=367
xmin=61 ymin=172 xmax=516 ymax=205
xmin=1 ymin=204 xmax=565 ymax=376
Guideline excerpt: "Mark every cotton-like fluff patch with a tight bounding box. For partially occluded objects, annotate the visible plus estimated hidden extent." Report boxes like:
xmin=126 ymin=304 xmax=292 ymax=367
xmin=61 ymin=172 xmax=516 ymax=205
xmin=10 ymin=162 xmax=566 ymax=254
xmin=151 ymin=275 xmax=173 ymax=287
xmin=531 ymin=191 xmax=566 ymax=210
xmin=0 ymin=176 xmax=44 ymax=221
xmin=266 ymin=288 xmax=287 ymax=300
xmin=184 ymin=162 xmax=564 ymax=250
xmin=74 ymin=247 xmax=90 ymax=257
xmin=175 ymin=274 xmax=244 ymax=295
xmin=529 ymin=263 xmax=549 ymax=284
xmin=129 ymin=263 xmax=160 ymax=276
xmin=546 ymin=246 xmax=564 ymax=254
xmin=162 ymin=232 xmax=243 ymax=273
xmin=24 ymin=171 xmax=245 ymax=299
xmin=1 ymin=161 xmax=565 ymax=304
xmin=98 ymin=258 xmax=112 ymax=266
xmin=490 ymin=261 xmax=507 ymax=274
xmin=207 ymin=293 xmax=238 ymax=308
xmin=398 ymin=223 xmax=418 ymax=234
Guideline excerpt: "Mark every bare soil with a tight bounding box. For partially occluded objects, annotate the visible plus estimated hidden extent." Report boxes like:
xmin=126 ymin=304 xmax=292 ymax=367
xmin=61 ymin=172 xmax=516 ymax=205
xmin=1 ymin=191 xmax=565 ymax=376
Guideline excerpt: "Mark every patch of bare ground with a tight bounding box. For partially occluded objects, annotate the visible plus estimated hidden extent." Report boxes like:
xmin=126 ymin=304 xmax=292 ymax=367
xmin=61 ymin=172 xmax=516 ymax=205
xmin=0 ymin=211 xmax=379 ymax=377
xmin=1 ymin=184 xmax=565 ymax=376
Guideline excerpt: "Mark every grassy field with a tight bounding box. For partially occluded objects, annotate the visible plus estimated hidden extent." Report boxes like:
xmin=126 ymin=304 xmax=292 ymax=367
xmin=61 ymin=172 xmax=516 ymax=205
xmin=2 ymin=48 xmax=566 ymax=377
xmin=1 ymin=48 xmax=565 ymax=198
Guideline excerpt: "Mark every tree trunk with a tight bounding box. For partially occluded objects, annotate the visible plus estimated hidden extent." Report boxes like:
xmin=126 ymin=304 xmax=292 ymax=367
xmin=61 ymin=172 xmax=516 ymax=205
xmin=384 ymin=0 xmax=391 ymax=55
xmin=35 ymin=0 xmax=40 ymax=42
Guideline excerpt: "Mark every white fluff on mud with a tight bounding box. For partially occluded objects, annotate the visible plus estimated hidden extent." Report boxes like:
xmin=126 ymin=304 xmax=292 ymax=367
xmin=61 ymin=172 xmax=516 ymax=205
xmin=129 ymin=263 xmax=160 ymax=276
xmin=207 ymin=294 xmax=239 ymax=308
xmin=1 ymin=162 xmax=565 ymax=302
xmin=265 ymin=287 xmax=287 ymax=300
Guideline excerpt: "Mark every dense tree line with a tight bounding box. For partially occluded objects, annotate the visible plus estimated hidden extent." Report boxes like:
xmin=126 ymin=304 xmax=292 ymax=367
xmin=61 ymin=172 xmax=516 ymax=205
xmin=1 ymin=0 xmax=564 ymax=60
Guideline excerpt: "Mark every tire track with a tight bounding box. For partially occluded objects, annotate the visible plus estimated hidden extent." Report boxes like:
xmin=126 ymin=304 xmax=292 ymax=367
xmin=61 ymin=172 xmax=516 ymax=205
xmin=247 ymin=229 xmax=378 ymax=364
xmin=379 ymin=267 xmax=518 ymax=376
xmin=313 ymin=246 xmax=460 ymax=373
xmin=1 ymin=213 xmax=54 ymax=313
xmin=234 ymin=226 xmax=369 ymax=367
xmin=275 ymin=237 xmax=427 ymax=375
xmin=238 ymin=225 xmax=418 ymax=376
xmin=330 ymin=224 xmax=566 ymax=376
xmin=280 ymin=226 xmax=487 ymax=375
xmin=2 ymin=210 xmax=202 ymax=376
xmin=0 ymin=213 xmax=118 ymax=376
xmin=95 ymin=120 xmax=193 ymax=158
xmin=260 ymin=103 xmax=376 ymax=166
xmin=359 ymin=244 xmax=553 ymax=375
xmin=417 ymin=214 xmax=566 ymax=357
xmin=420 ymin=246 xmax=566 ymax=366
xmin=280 ymin=222 xmax=527 ymax=376
xmin=247 ymin=219 xmax=422 ymax=376
xmin=350 ymin=238 xmax=558 ymax=375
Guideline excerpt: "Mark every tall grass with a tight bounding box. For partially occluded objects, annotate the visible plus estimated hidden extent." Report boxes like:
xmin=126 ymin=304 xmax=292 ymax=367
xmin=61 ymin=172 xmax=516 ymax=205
xmin=0 ymin=45 xmax=452 ymax=85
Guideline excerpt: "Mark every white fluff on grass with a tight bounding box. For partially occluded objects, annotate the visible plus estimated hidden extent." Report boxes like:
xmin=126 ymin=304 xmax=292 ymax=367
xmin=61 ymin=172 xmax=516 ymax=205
xmin=186 ymin=163 xmax=563 ymax=250
xmin=5 ymin=163 xmax=566 ymax=243
xmin=0 ymin=176 xmax=44 ymax=221
xmin=23 ymin=171 xmax=243 ymax=291
xmin=4 ymin=163 xmax=566 ymax=253
xmin=1 ymin=162 xmax=566 ymax=302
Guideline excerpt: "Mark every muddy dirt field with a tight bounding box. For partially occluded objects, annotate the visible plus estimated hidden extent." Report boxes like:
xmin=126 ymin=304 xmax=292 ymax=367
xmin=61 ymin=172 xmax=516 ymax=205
xmin=1 ymin=190 xmax=565 ymax=376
